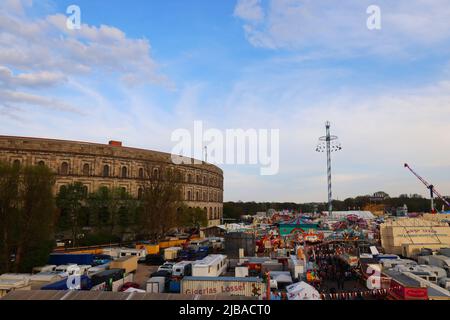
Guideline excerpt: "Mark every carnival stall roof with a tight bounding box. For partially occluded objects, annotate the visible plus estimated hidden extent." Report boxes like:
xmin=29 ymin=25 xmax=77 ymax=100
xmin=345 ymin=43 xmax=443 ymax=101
xmin=278 ymin=216 xmax=319 ymax=237
xmin=286 ymin=281 xmax=321 ymax=300
xmin=329 ymin=211 xmax=375 ymax=220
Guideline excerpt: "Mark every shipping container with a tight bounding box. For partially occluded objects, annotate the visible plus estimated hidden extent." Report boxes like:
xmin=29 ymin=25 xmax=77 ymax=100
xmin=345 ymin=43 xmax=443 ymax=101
xmin=164 ymin=247 xmax=182 ymax=261
xmin=146 ymin=277 xmax=166 ymax=293
xmin=48 ymin=253 xmax=95 ymax=266
xmin=109 ymin=256 xmax=138 ymax=274
xmin=181 ymin=276 xmax=265 ymax=298
xmin=136 ymin=243 xmax=160 ymax=255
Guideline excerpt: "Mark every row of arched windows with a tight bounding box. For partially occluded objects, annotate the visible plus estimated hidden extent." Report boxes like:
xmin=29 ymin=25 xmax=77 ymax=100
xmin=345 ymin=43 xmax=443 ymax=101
xmin=10 ymin=159 xmax=222 ymax=190
xmin=185 ymin=190 xmax=221 ymax=202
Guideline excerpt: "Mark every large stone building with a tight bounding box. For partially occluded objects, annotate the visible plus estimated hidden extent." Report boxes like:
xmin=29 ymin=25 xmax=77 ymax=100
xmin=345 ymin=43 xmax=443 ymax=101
xmin=0 ymin=136 xmax=223 ymax=226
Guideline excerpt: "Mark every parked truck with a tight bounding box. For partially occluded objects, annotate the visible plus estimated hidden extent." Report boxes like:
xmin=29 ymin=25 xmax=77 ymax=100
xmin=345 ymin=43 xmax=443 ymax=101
xmin=109 ymin=256 xmax=138 ymax=274
xmin=48 ymin=253 xmax=111 ymax=266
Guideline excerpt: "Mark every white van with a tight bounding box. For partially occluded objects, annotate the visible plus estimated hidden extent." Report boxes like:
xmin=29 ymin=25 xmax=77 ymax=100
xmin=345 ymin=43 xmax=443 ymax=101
xmin=55 ymin=264 xmax=81 ymax=277
xmin=172 ymin=261 xmax=192 ymax=277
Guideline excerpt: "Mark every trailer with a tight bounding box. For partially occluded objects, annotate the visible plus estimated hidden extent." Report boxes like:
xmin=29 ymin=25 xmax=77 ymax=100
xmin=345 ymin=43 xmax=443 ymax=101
xmin=146 ymin=277 xmax=166 ymax=293
xmin=29 ymin=272 xmax=66 ymax=289
xmin=90 ymin=269 xmax=125 ymax=289
xmin=0 ymin=274 xmax=31 ymax=298
xmin=191 ymin=254 xmax=228 ymax=277
xmin=181 ymin=276 xmax=266 ymax=298
xmin=87 ymin=263 xmax=110 ymax=277
xmin=41 ymin=275 xmax=92 ymax=291
xmin=109 ymin=256 xmax=138 ymax=274
xmin=48 ymin=253 xmax=110 ymax=266
xmin=164 ymin=247 xmax=182 ymax=261
xmin=118 ymin=248 xmax=147 ymax=262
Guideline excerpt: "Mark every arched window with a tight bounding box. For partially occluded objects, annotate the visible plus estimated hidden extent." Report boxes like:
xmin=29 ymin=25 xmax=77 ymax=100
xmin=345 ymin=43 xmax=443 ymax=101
xmin=103 ymin=165 xmax=110 ymax=177
xmin=203 ymin=192 xmax=207 ymax=201
xmin=138 ymin=168 xmax=144 ymax=179
xmin=153 ymin=168 xmax=159 ymax=180
xmin=60 ymin=162 xmax=69 ymax=175
xmin=209 ymin=207 xmax=213 ymax=220
xmin=197 ymin=175 xmax=200 ymax=183
xmin=196 ymin=191 xmax=199 ymax=201
xmin=13 ymin=159 xmax=20 ymax=167
xmin=138 ymin=188 xmax=144 ymax=200
xmin=38 ymin=160 xmax=45 ymax=166
xmin=187 ymin=191 xmax=191 ymax=201
xmin=121 ymin=166 xmax=127 ymax=178
xmin=82 ymin=164 xmax=90 ymax=176
xmin=188 ymin=174 xmax=192 ymax=183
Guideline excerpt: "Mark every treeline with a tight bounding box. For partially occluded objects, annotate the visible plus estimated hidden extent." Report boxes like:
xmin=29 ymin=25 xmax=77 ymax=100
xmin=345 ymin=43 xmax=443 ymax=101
xmin=0 ymin=161 xmax=206 ymax=274
xmin=223 ymin=196 xmax=444 ymax=220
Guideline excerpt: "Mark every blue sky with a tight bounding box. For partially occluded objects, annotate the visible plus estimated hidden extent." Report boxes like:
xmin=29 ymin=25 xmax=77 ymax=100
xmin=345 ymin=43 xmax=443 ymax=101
xmin=1 ymin=0 xmax=450 ymax=202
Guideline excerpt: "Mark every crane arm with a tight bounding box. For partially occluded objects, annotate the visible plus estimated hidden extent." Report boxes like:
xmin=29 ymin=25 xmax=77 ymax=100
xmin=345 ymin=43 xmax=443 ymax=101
xmin=404 ymin=163 xmax=450 ymax=208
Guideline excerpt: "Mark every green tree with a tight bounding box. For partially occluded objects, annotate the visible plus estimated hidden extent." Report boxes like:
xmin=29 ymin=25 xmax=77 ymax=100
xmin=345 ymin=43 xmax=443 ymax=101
xmin=0 ymin=162 xmax=56 ymax=273
xmin=56 ymin=182 xmax=88 ymax=247
xmin=87 ymin=186 xmax=136 ymax=239
xmin=177 ymin=205 xmax=208 ymax=229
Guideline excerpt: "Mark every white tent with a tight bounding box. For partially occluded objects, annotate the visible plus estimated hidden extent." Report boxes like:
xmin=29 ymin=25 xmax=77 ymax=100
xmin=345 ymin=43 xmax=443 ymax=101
xmin=329 ymin=211 xmax=375 ymax=220
xmin=286 ymin=281 xmax=321 ymax=300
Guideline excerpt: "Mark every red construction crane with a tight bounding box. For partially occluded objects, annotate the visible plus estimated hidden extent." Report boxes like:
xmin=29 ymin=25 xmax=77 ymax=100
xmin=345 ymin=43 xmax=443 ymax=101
xmin=404 ymin=163 xmax=450 ymax=213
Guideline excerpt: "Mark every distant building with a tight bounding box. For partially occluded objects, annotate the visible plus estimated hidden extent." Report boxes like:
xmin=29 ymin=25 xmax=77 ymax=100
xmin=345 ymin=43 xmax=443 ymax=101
xmin=370 ymin=191 xmax=390 ymax=202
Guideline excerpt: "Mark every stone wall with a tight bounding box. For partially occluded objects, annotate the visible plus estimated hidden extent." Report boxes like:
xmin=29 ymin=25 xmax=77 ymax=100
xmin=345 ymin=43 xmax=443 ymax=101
xmin=0 ymin=135 xmax=224 ymax=225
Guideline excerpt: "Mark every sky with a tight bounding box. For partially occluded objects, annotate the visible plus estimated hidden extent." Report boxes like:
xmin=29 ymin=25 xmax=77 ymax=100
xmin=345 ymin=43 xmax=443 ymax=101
xmin=1 ymin=0 xmax=450 ymax=202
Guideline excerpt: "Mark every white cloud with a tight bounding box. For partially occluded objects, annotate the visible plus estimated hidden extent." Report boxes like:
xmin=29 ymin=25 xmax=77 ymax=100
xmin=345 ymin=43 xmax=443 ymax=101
xmin=0 ymin=1 xmax=171 ymax=116
xmin=234 ymin=0 xmax=265 ymax=23
xmin=234 ymin=0 xmax=450 ymax=56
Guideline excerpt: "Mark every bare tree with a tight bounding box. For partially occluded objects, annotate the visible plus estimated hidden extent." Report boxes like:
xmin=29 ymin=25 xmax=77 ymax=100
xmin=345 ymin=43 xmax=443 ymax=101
xmin=138 ymin=164 xmax=183 ymax=241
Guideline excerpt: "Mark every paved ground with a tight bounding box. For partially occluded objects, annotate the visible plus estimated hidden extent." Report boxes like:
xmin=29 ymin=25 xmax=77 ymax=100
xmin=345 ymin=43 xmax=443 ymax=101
xmin=134 ymin=264 xmax=158 ymax=289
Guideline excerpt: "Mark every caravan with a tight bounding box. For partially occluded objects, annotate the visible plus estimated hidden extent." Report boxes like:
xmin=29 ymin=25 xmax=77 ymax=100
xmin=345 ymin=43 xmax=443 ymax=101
xmin=172 ymin=261 xmax=192 ymax=278
xmin=191 ymin=254 xmax=228 ymax=277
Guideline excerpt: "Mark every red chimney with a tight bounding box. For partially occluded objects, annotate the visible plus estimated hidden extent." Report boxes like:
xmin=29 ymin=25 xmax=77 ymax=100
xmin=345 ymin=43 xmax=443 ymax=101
xmin=108 ymin=140 xmax=122 ymax=147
